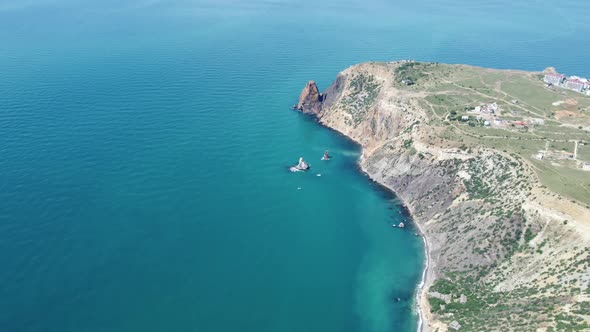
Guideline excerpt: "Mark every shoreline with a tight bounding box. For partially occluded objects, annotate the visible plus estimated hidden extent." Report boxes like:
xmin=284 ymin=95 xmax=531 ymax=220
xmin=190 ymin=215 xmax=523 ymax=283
xmin=307 ymin=114 xmax=432 ymax=332
xmin=358 ymin=161 xmax=431 ymax=332
xmin=296 ymin=60 xmax=590 ymax=331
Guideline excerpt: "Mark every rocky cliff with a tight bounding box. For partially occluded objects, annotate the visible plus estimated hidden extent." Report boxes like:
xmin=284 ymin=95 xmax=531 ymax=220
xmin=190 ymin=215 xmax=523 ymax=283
xmin=296 ymin=61 xmax=590 ymax=331
xmin=297 ymin=80 xmax=322 ymax=115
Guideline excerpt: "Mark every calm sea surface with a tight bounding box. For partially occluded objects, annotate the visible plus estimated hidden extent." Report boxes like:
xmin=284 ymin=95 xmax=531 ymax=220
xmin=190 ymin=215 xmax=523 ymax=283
xmin=0 ymin=1 xmax=589 ymax=331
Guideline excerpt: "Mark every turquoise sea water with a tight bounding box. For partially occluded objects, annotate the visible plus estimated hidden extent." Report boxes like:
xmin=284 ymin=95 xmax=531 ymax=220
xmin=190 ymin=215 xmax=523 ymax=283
xmin=1 ymin=1 xmax=589 ymax=331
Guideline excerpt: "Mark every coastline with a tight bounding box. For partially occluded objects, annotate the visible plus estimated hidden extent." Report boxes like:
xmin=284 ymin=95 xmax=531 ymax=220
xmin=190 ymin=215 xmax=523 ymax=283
xmin=358 ymin=161 xmax=431 ymax=332
xmin=297 ymin=60 xmax=590 ymax=331
xmin=309 ymin=115 xmax=432 ymax=332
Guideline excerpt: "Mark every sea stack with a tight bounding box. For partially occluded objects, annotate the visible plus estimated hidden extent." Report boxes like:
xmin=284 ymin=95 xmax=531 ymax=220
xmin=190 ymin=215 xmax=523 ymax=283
xmin=297 ymin=80 xmax=323 ymax=115
xmin=296 ymin=157 xmax=310 ymax=170
xmin=290 ymin=157 xmax=310 ymax=172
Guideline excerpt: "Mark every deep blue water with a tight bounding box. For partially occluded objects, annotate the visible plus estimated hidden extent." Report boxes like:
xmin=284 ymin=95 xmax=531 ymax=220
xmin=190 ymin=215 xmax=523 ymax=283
xmin=1 ymin=1 xmax=589 ymax=331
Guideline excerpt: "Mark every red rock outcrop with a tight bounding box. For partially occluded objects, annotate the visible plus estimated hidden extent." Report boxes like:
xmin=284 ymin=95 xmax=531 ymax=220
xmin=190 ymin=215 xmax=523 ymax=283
xmin=297 ymin=80 xmax=323 ymax=115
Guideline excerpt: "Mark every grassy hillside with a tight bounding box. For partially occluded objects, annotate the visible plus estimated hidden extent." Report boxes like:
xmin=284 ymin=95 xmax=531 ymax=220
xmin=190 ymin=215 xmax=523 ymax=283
xmin=395 ymin=62 xmax=590 ymax=207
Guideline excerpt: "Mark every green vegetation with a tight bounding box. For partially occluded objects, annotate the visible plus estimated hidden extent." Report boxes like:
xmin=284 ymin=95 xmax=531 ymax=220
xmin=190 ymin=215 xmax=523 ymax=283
xmin=394 ymin=61 xmax=431 ymax=83
xmin=406 ymin=63 xmax=590 ymax=330
xmin=340 ymin=73 xmax=381 ymax=127
xmin=429 ymin=270 xmax=590 ymax=331
xmin=576 ymin=142 xmax=590 ymax=161
xmin=500 ymin=76 xmax=558 ymax=115
xmin=333 ymin=62 xmax=590 ymax=330
xmin=403 ymin=138 xmax=413 ymax=149
xmin=530 ymin=159 xmax=590 ymax=207
xmin=524 ymin=228 xmax=534 ymax=243
xmin=412 ymin=63 xmax=590 ymax=205
xmin=431 ymin=279 xmax=458 ymax=294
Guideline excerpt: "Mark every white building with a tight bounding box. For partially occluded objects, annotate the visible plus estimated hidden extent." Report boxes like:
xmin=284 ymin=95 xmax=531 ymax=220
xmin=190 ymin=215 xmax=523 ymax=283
xmin=583 ymin=163 xmax=590 ymax=171
xmin=461 ymin=115 xmax=469 ymax=121
xmin=544 ymin=73 xmax=565 ymax=85
xmin=565 ymin=79 xmax=585 ymax=92
xmin=488 ymin=102 xmax=498 ymax=112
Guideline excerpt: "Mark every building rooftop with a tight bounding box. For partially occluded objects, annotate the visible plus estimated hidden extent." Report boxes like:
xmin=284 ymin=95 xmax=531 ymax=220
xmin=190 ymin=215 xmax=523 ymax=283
xmin=567 ymin=78 xmax=585 ymax=84
xmin=545 ymin=73 xmax=566 ymax=78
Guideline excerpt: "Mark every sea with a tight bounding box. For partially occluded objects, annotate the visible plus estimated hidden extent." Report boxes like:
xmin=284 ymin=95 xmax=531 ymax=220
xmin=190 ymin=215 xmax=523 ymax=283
xmin=1 ymin=1 xmax=589 ymax=331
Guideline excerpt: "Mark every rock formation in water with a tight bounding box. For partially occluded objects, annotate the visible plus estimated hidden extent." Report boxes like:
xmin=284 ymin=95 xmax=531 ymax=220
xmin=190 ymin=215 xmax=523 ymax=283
xmin=296 ymin=75 xmax=347 ymax=116
xmin=296 ymin=80 xmax=322 ymax=115
xmin=295 ymin=61 xmax=590 ymax=331
xmin=290 ymin=157 xmax=310 ymax=172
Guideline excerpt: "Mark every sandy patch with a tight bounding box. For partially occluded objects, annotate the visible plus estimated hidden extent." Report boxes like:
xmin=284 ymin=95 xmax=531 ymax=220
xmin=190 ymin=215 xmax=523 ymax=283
xmin=554 ymin=110 xmax=579 ymax=120
xmin=552 ymin=100 xmax=564 ymax=107
xmin=532 ymin=187 xmax=590 ymax=241
xmin=554 ymin=110 xmax=590 ymax=126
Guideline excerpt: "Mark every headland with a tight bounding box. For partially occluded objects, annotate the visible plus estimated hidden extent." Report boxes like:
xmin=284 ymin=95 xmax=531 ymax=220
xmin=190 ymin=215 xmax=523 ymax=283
xmin=296 ymin=61 xmax=590 ymax=331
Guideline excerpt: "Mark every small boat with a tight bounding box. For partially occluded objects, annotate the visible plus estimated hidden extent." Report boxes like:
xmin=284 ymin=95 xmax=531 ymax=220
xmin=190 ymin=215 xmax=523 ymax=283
xmin=321 ymin=150 xmax=331 ymax=160
xmin=398 ymin=222 xmax=405 ymax=228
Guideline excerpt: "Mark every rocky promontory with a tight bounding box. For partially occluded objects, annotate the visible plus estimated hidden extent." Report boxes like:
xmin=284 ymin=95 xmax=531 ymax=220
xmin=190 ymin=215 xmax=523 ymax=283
xmin=296 ymin=61 xmax=590 ymax=331
xmin=296 ymin=80 xmax=322 ymax=115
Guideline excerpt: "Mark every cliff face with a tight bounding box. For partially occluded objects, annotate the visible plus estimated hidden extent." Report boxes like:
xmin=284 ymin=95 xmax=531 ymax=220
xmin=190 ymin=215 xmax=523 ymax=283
xmin=296 ymin=62 xmax=590 ymax=331
xmin=297 ymin=80 xmax=323 ymax=115
xmin=297 ymin=76 xmax=347 ymax=115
